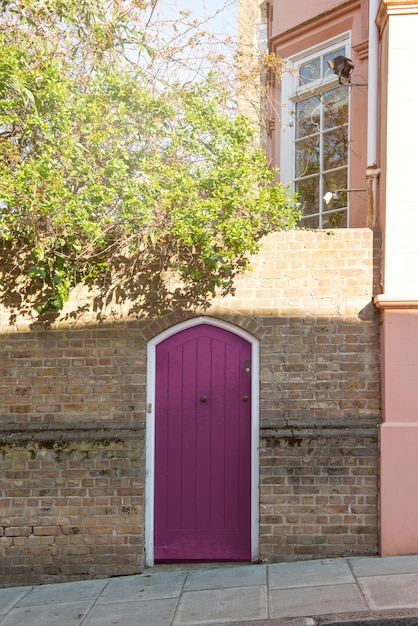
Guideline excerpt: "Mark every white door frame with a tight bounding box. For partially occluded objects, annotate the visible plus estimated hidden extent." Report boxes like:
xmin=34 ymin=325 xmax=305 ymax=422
xmin=145 ymin=316 xmax=260 ymax=566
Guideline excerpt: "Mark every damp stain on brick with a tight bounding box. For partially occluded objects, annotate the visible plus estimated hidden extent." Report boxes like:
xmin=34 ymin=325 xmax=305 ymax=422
xmin=1 ymin=439 xmax=127 ymax=464
xmin=284 ymin=435 xmax=303 ymax=448
xmin=262 ymin=434 xmax=305 ymax=448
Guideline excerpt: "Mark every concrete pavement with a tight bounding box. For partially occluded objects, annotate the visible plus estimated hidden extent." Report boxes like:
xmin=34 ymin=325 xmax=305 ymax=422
xmin=2 ymin=555 xmax=418 ymax=625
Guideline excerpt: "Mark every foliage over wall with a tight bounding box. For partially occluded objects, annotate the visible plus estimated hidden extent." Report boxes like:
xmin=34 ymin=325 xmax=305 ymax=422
xmin=0 ymin=0 xmax=299 ymax=314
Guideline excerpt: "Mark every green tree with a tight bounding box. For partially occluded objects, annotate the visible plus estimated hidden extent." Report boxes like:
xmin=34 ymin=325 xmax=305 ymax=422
xmin=0 ymin=0 xmax=299 ymax=314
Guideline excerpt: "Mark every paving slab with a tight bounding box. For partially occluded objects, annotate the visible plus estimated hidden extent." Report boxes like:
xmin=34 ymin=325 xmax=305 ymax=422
xmin=97 ymin=570 xmax=187 ymax=603
xmin=82 ymin=597 xmax=178 ymax=626
xmin=14 ymin=578 xmax=108 ymax=607
xmin=184 ymin=564 xmax=267 ymax=591
xmin=358 ymin=572 xmax=418 ymax=610
xmin=268 ymin=559 xmax=355 ymax=590
xmin=269 ymin=583 xmax=368 ymax=619
xmin=0 ymin=600 xmax=92 ymax=626
xmin=173 ymin=585 xmax=268 ymax=625
xmin=349 ymin=555 xmax=418 ymax=578
xmin=222 ymin=617 xmax=317 ymax=626
xmin=0 ymin=587 xmax=32 ymax=617
xmin=321 ymin=618 xmax=418 ymax=626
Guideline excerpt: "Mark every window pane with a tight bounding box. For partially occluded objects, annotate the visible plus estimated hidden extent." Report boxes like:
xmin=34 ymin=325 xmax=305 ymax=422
xmin=323 ymin=126 xmax=348 ymax=170
xmin=299 ymin=57 xmax=321 ymax=85
xmin=296 ymin=177 xmax=319 ymax=216
xmin=323 ymin=48 xmax=346 ymax=77
xmin=323 ymin=169 xmax=348 ymax=206
xmin=301 ymin=214 xmax=320 ymax=229
xmin=323 ymin=209 xmax=347 ymax=228
xmin=323 ymin=87 xmax=349 ymax=130
xmin=296 ymin=96 xmax=321 ymax=138
xmin=295 ymin=135 xmax=320 ymax=178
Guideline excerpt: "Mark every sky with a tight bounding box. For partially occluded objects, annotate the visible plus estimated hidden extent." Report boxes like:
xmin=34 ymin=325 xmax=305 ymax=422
xmin=153 ymin=0 xmax=238 ymax=82
xmin=163 ymin=0 xmax=237 ymax=38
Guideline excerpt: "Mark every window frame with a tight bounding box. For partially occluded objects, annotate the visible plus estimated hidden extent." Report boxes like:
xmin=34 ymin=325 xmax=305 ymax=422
xmin=279 ymin=33 xmax=352 ymax=228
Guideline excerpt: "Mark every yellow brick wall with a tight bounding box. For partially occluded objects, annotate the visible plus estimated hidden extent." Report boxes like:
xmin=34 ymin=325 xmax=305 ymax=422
xmin=0 ymin=229 xmax=382 ymax=584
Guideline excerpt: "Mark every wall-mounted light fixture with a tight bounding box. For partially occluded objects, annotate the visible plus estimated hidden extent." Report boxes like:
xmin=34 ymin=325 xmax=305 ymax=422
xmin=327 ymin=55 xmax=355 ymax=83
xmin=326 ymin=56 xmax=368 ymax=87
xmin=323 ymin=189 xmax=367 ymax=205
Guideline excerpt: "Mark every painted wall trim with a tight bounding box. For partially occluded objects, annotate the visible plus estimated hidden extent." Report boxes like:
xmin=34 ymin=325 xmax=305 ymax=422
xmin=377 ymin=0 xmax=418 ymax=30
xmin=270 ymin=0 xmax=360 ymax=48
xmin=145 ymin=316 xmax=260 ymax=566
xmin=374 ymin=295 xmax=418 ymax=309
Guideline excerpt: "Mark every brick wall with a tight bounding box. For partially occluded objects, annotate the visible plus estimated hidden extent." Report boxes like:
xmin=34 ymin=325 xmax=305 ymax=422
xmin=256 ymin=311 xmax=380 ymax=562
xmin=1 ymin=437 xmax=143 ymax=585
xmin=0 ymin=229 xmax=381 ymax=585
xmin=259 ymin=432 xmax=378 ymax=561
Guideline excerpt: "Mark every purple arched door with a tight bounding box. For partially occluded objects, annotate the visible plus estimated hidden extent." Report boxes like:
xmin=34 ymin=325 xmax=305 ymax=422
xmin=154 ymin=323 xmax=252 ymax=562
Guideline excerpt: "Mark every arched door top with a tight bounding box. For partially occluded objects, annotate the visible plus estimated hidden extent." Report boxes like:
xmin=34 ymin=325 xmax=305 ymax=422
xmin=149 ymin=316 xmax=259 ymax=348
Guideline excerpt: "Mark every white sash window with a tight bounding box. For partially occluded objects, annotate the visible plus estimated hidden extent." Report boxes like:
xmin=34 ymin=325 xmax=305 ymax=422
xmin=280 ymin=35 xmax=351 ymax=228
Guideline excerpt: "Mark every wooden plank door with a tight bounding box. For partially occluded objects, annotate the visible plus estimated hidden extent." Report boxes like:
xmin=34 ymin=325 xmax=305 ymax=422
xmin=154 ymin=323 xmax=252 ymax=562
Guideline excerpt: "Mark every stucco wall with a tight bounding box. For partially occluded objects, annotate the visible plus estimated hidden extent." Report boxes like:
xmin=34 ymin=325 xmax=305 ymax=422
xmin=0 ymin=229 xmax=381 ymax=585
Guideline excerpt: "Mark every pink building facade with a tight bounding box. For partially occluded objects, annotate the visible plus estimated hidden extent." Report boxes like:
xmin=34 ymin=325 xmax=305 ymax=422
xmin=267 ymin=0 xmax=418 ymax=555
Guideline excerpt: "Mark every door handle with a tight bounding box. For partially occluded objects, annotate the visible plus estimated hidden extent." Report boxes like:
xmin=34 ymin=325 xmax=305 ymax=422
xmin=200 ymin=395 xmax=207 ymax=403
xmin=242 ymin=396 xmax=249 ymax=402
